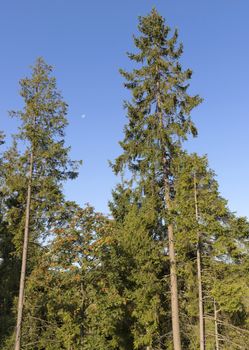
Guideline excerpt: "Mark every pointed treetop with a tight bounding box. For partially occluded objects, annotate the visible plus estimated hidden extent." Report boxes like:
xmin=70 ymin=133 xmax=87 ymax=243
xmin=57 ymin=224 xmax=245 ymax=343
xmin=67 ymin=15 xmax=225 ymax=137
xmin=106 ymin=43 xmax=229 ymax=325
xmin=114 ymin=8 xmax=202 ymax=177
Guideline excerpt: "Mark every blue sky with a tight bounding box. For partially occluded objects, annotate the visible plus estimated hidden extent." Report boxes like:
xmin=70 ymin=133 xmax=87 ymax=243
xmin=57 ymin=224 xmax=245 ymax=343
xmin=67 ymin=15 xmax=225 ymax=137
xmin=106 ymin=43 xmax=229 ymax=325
xmin=1 ymin=0 xmax=249 ymax=218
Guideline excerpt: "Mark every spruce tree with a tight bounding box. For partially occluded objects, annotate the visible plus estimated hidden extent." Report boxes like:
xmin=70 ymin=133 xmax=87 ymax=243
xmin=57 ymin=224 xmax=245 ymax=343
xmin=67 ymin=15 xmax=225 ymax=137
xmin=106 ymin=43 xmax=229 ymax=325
xmin=173 ymin=153 xmax=249 ymax=349
xmin=1 ymin=58 xmax=79 ymax=350
xmin=112 ymin=9 xmax=202 ymax=349
xmin=113 ymin=199 xmax=166 ymax=350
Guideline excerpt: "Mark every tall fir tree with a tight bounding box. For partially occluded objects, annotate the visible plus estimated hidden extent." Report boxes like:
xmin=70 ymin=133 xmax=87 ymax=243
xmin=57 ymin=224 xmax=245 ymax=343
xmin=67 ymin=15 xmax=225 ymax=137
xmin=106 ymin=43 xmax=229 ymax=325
xmin=112 ymin=9 xmax=202 ymax=349
xmin=173 ymin=153 xmax=249 ymax=349
xmin=1 ymin=58 xmax=80 ymax=349
xmin=1 ymin=11 xmax=248 ymax=350
xmin=114 ymin=199 xmax=167 ymax=350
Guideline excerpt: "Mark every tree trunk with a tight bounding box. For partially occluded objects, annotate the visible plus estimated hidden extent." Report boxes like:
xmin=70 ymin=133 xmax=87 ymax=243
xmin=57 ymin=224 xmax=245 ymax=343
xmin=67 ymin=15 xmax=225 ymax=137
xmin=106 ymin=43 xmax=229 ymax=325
xmin=214 ymin=299 xmax=220 ymax=350
xmin=156 ymin=70 xmax=182 ymax=350
xmin=194 ymin=174 xmax=205 ymax=350
xmin=165 ymin=184 xmax=182 ymax=350
xmin=14 ymin=150 xmax=34 ymax=350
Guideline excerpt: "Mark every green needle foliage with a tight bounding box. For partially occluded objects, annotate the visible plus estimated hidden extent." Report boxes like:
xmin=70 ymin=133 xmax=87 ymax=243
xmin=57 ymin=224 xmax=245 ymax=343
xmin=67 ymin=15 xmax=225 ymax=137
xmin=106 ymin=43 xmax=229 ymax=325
xmin=173 ymin=153 xmax=249 ymax=349
xmin=113 ymin=8 xmax=201 ymax=179
xmin=0 ymin=58 xmax=80 ymax=348
xmin=0 ymin=9 xmax=249 ymax=350
xmin=0 ymin=133 xmax=20 ymax=344
xmin=111 ymin=8 xmax=202 ymax=349
xmin=3 ymin=57 xmax=80 ymax=254
xmin=112 ymin=199 xmax=167 ymax=350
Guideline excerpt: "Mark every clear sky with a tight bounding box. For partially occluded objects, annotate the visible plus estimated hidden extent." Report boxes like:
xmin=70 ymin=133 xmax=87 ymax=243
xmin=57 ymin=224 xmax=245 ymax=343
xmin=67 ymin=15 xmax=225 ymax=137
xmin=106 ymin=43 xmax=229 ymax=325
xmin=1 ymin=0 xmax=249 ymax=218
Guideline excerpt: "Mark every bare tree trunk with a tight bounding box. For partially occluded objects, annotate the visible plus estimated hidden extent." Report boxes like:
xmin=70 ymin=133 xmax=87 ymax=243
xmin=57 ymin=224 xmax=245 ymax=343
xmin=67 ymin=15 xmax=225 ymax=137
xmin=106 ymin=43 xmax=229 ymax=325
xmin=168 ymin=223 xmax=182 ymax=350
xmin=165 ymin=184 xmax=182 ymax=350
xmin=194 ymin=174 xmax=205 ymax=350
xmin=14 ymin=150 xmax=34 ymax=350
xmin=214 ymin=299 xmax=220 ymax=350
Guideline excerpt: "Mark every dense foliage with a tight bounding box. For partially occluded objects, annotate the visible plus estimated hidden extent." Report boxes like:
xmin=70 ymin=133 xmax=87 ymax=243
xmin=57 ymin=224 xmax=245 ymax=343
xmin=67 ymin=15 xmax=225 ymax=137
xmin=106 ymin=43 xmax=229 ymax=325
xmin=0 ymin=9 xmax=248 ymax=350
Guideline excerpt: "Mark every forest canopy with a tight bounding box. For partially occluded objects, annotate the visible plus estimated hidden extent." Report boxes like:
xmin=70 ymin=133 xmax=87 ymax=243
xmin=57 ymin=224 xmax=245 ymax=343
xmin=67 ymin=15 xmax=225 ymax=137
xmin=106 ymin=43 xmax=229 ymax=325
xmin=1 ymin=8 xmax=249 ymax=350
